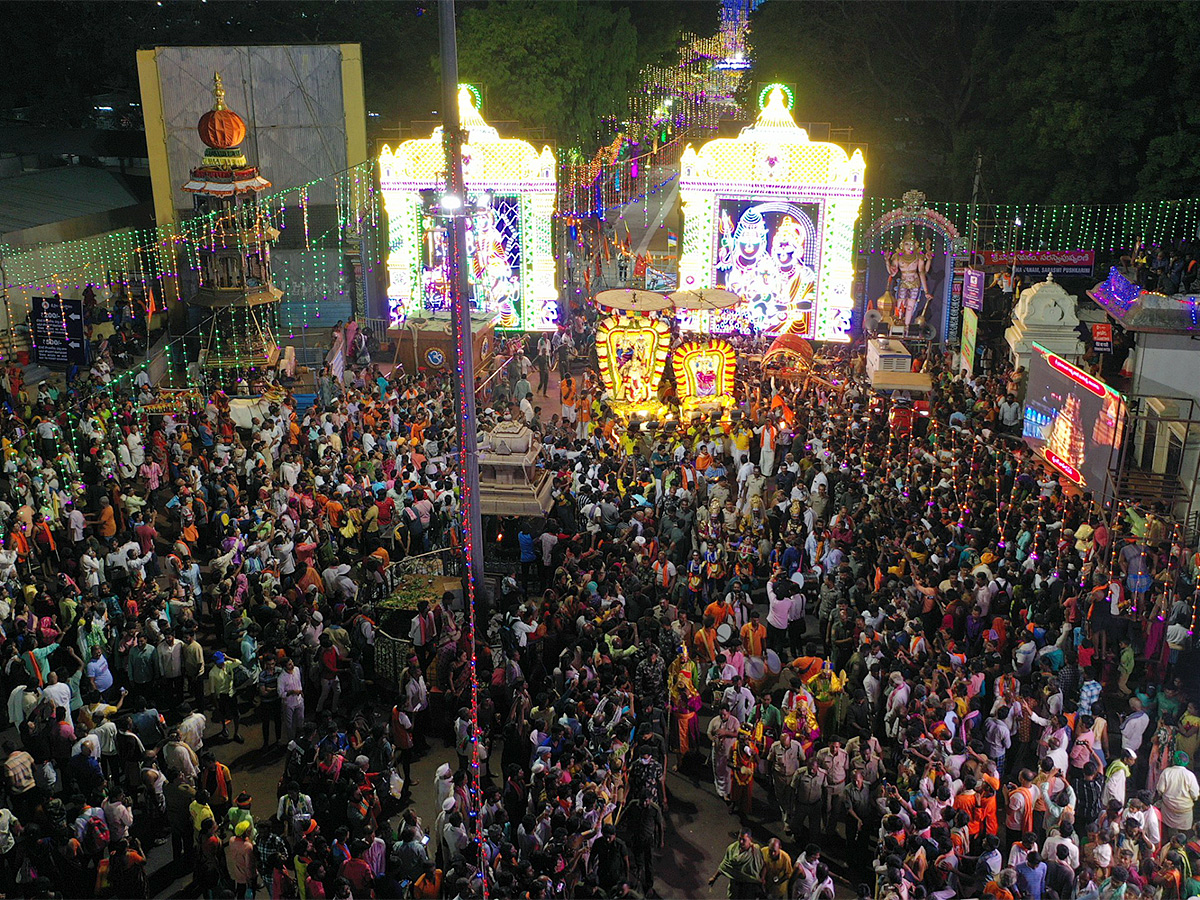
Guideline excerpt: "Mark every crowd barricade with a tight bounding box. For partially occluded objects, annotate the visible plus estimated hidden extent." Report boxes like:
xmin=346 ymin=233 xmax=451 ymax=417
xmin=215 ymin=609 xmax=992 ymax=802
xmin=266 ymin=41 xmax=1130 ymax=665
xmin=374 ymin=629 xmax=414 ymax=694
xmin=372 ymin=547 xmax=466 ymax=693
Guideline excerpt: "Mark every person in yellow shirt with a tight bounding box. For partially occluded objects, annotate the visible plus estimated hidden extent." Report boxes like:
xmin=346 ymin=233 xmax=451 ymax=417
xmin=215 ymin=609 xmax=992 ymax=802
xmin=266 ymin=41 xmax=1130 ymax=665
xmin=732 ymin=426 xmax=752 ymax=460
xmin=740 ymin=612 xmax=767 ymax=657
xmin=761 ymin=838 xmax=793 ymax=899
xmin=189 ymin=788 xmax=215 ymax=837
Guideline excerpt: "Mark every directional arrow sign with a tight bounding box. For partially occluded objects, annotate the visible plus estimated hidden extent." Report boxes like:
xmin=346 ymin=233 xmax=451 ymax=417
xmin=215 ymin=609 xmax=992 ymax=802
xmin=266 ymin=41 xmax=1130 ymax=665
xmin=30 ymin=296 xmax=88 ymax=369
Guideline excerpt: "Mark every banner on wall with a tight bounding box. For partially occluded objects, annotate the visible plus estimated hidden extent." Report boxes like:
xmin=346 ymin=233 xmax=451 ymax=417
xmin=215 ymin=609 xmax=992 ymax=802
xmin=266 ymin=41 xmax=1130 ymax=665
xmin=946 ymin=268 xmax=965 ymax=345
xmin=1092 ymin=323 xmax=1113 ymax=353
xmin=981 ymin=251 xmax=1095 ymax=278
xmin=963 ymin=268 xmax=986 ymax=311
xmin=645 ymin=268 xmax=677 ymax=292
xmin=959 ymin=308 xmax=979 ymax=378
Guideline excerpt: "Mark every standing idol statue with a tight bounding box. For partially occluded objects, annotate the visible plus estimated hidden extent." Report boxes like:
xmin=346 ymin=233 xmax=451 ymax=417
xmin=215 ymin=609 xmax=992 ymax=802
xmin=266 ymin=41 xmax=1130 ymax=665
xmin=885 ymin=226 xmax=934 ymax=326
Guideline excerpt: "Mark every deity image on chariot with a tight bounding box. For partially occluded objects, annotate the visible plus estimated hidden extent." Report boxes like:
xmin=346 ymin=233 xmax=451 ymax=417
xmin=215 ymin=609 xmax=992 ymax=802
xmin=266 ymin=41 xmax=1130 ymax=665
xmin=769 ymin=216 xmax=817 ymax=334
xmin=424 ymin=202 xmax=522 ymax=326
xmin=693 ymin=357 xmax=718 ymax=397
xmin=614 ymin=338 xmax=654 ymax=404
xmin=596 ymin=314 xmax=672 ymax=412
xmin=673 ymin=340 xmax=737 ymax=413
xmin=471 ymin=214 xmax=520 ymax=328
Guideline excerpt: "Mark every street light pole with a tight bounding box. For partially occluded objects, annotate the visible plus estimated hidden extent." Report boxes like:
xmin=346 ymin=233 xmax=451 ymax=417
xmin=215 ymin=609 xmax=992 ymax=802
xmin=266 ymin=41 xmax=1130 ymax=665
xmin=1010 ymin=216 xmax=1023 ymax=303
xmin=438 ymin=0 xmax=486 ymax=886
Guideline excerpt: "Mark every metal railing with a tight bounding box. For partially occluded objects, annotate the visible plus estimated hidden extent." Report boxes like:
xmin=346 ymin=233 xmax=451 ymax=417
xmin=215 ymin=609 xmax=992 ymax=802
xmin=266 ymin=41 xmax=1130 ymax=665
xmin=362 ymin=316 xmax=391 ymax=343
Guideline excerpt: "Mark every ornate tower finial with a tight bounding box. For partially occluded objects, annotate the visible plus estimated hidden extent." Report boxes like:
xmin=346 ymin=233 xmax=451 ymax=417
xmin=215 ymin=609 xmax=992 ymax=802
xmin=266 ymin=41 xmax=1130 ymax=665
xmin=213 ymin=72 xmax=227 ymax=111
xmin=901 ymin=189 xmax=926 ymax=213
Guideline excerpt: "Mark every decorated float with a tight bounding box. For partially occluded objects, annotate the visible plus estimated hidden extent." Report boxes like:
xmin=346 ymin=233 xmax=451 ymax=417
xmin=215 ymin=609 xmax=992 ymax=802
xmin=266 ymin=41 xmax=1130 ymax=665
xmin=677 ymin=84 xmax=865 ymax=342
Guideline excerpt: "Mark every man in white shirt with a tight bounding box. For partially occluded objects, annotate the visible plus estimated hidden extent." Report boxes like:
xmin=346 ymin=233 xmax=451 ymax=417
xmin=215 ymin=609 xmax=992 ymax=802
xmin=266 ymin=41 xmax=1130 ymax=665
xmin=1100 ymin=747 xmax=1136 ymax=807
xmin=538 ymin=529 xmax=559 ymax=576
xmin=511 ymin=609 xmax=538 ymax=648
xmin=66 ymin=502 xmax=87 ymax=544
xmin=721 ymin=677 xmax=755 ymax=724
xmin=278 ymin=658 xmax=305 ymax=742
xmin=1121 ymin=697 xmax=1151 ymax=754
xmin=1013 ymin=633 xmax=1038 ymax=677
xmin=157 ymin=631 xmax=184 ymax=703
xmin=766 ymin=578 xmax=792 ymax=651
xmin=1157 ymin=757 xmax=1200 ymax=830
xmin=42 ymin=672 xmax=74 ymax=729
xmin=999 ymin=394 xmax=1023 ymax=433
xmin=177 ymin=706 xmax=206 ymax=753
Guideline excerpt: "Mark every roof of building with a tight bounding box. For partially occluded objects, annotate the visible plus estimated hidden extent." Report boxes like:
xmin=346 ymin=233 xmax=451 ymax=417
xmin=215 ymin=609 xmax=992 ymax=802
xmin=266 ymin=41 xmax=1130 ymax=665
xmin=0 ymin=166 xmax=149 ymax=237
xmin=1088 ymin=266 xmax=1200 ymax=334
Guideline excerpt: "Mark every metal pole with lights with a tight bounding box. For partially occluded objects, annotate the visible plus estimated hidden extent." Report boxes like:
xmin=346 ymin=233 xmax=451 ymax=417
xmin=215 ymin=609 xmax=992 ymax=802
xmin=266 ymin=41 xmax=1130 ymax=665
xmin=438 ymin=0 xmax=487 ymax=890
xmin=1010 ymin=216 xmax=1022 ymax=302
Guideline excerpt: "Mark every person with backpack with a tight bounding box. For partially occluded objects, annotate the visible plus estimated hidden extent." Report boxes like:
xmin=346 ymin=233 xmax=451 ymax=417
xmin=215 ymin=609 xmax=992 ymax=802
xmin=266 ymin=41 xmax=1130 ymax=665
xmin=74 ymin=794 xmax=111 ymax=860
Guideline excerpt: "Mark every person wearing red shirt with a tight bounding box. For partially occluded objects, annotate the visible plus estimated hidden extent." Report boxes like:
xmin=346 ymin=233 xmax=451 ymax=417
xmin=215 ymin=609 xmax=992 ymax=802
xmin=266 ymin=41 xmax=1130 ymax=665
xmin=337 ymin=843 xmax=375 ymax=895
xmin=317 ymin=634 xmax=343 ymax=713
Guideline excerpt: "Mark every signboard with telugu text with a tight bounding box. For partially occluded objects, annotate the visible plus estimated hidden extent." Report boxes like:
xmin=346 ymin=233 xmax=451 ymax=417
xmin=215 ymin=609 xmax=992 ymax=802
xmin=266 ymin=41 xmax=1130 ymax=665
xmin=981 ymin=250 xmax=1095 ymax=278
xmin=30 ymin=296 xmax=87 ymax=369
xmin=1092 ymin=323 xmax=1113 ymax=353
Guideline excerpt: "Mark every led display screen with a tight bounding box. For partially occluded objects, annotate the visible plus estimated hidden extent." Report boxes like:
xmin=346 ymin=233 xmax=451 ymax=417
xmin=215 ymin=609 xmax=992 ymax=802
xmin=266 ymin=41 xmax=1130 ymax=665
xmin=1023 ymin=343 xmax=1126 ymax=493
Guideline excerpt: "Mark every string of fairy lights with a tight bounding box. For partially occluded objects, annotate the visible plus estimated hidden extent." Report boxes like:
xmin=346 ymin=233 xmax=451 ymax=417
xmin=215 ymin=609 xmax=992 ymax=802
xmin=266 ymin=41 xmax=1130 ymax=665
xmin=4 ymin=172 xmax=1200 ymax=335
xmin=857 ymin=196 xmax=1200 ymax=255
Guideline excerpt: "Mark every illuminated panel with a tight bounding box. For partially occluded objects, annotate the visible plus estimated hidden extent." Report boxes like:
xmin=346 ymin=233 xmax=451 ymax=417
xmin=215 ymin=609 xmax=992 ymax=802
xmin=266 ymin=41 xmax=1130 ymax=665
xmin=1034 ymin=342 xmax=1122 ymax=400
xmin=1045 ymin=449 xmax=1084 ymax=485
xmin=672 ymin=339 xmax=737 ymax=413
xmin=378 ymin=87 xmax=558 ymax=330
xmin=596 ymin=314 xmax=672 ymax=416
xmin=678 ymin=87 xmax=865 ymax=341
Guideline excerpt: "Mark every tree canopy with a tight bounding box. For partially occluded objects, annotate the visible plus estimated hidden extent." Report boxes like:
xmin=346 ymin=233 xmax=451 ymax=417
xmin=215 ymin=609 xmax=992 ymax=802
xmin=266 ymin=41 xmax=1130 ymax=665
xmin=2 ymin=0 xmax=1196 ymax=203
xmin=747 ymin=0 xmax=1200 ymax=202
xmin=456 ymin=1 xmax=639 ymax=149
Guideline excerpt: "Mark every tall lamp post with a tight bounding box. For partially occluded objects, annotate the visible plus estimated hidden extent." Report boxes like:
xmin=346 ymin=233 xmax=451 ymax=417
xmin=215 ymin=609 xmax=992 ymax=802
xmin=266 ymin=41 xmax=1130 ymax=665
xmin=1010 ymin=216 xmax=1023 ymax=302
xmin=438 ymin=0 xmax=487 ymax=886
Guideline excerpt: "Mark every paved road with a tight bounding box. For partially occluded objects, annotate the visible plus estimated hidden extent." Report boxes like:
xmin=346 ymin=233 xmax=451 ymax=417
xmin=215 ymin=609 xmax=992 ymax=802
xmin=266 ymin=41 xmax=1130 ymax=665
xmin=130 ymin=617 xmax=859 ymax=898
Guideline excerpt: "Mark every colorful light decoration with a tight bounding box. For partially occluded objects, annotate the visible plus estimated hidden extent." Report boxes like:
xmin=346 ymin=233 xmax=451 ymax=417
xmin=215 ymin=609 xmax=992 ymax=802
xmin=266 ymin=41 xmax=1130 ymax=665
xmin=596 ymin=313 xmax=671 ymax=416
xmin=673 ymin=339 xmax=737 ymax=414
xmin=677 ymin=87 xmax=866 ymax=341
xmin=757 ymin=82 xmax=795 ymax=112
xmin=4 ymin=169 xmax=1200 ymax=342
xmin=378 ymin=87 xmax=558 ymax=331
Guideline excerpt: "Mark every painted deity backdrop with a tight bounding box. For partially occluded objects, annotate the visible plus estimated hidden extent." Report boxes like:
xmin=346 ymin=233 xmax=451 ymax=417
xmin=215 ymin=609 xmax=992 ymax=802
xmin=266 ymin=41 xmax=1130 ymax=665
xmin=713 ymin=199 xmax=821 ymax=336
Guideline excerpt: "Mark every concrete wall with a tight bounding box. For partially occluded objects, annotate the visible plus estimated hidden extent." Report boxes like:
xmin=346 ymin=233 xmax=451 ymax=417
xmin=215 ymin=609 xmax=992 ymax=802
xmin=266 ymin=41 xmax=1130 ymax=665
xmin=1131 ymin=332 xmax=1200 ymax=511
xmin=1133 ymin=333 xmax=1200 ymax=402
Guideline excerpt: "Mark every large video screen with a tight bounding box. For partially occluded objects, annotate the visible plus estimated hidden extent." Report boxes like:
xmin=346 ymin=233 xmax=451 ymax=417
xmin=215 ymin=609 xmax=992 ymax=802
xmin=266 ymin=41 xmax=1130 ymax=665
xmin=1023 ymin=343 xmax=1126 ymax=493
xmin=421 ymin=194 xmax=522 ymax=328
xmin=712 ymin=199 xmax=822 ymax=336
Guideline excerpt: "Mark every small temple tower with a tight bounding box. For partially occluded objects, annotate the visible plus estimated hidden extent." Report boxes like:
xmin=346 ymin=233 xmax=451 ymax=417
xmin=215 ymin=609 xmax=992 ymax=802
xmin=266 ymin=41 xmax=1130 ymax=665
xmin=182 ymin=73 xmax=281 ymax=374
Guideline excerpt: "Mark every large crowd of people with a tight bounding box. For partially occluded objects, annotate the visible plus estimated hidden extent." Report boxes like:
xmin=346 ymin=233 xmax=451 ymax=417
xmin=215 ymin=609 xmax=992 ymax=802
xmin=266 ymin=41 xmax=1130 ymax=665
xmin=0 ymin=286 xmax=1194 ymax=900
